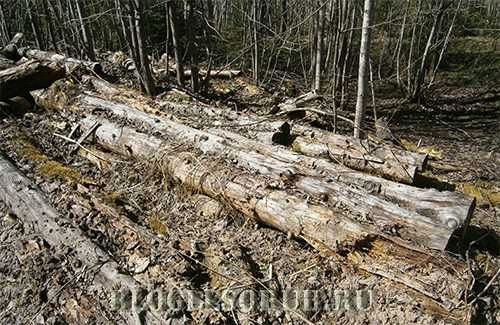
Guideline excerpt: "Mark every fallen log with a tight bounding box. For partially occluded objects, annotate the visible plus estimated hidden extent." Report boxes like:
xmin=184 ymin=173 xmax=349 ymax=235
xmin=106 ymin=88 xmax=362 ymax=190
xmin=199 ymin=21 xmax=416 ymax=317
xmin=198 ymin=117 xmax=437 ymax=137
xmin=0 ymin=60 xmax=65 ymax=100
xmin=242 ymin=122 xmax=426 ymax=184
xmin=73 ymin=94 xmax=473 ymax=251
xmin=76 ymin=115 xmax=468 ymax=311
xmin=0 ymin=153 xmax=162 ymax=324
xmin=75 ymin=77 xmax=475 ymax=218
xmin=0 ymin=32 xmax=23 ymax=61
xmin=157 ymin=67 xmax=241 ymax=79
xmin=288 ymin=124 xmax=427 ymax=182
xmin=155 ymin=56 xmax=241 ymax=79
xmin=3 ymin=128 xmax=227 ymax=322
xmin=277 ymin=91 xmax=322 ymax=111
xmin=87 ymin=77 xmax=427 ymax=183
xmin=18 ymin=48 xmax=103 ymax=76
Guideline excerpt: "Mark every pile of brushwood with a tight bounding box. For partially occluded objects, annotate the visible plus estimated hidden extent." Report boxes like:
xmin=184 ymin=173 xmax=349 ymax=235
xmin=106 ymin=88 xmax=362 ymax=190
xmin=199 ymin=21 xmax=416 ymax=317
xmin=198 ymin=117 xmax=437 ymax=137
xmin=1 ymin=40 xmax=498 ymax=324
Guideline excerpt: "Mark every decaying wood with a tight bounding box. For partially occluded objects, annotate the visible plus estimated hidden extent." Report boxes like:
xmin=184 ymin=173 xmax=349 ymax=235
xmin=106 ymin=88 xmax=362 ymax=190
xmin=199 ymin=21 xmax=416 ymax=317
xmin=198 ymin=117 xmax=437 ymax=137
xmin=78 ymin=141 xmax=224 ymax=219
xmin=191 ymin=194 xmax=224 ymax=218
xmin=87 ymin=76 xmax=426 ymax=183
xmin=0 ymin=154 xmax=161 ymax=324
xmin=289 ymin=124 xmax=427 ymax=183
xmin=1 ymin=136 xmax=212 ymax=322
xmin=78 ymin=78 xmax=474 ymax=234
xmin=18 ymin=48 xmax=103 ymax=75
xmin=0 ymin=60 xmax=65 ymax=100
xmin=72 ymin=94 xmax=474 ymax=251
xmin=74 ymin=116 xmax=468 ymax=311
xmin=164 ymin=67 xmax=241 ymax=79
xmin=155 ymin=58 xmax=241 ymax=79
xmin=277 ymin=91 xmax=322 ymax=111
xmin=0 ymin=32 xmax=24 ymax=61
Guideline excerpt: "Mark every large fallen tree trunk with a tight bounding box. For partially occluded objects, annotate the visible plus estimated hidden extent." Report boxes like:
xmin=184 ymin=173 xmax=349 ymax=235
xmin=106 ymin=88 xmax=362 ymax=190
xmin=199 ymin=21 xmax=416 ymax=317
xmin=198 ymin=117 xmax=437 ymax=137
xmin=0 ymin=154 xmax=162 ymax=324
xmin=88 ymin=77 xmax=427 ymax=183
xmin=18 ymin=48 xmax=103 ymax=75
xmin=71 ymin=94 xmax=474 ymax=251
xmin=230 ymin=117 xmax=427 ymax=184
xmin=75 ymin=116 xmax=468 ymax=311
xmin=0 ymin=60 xmax=65 ymax=100
xmin=217 ymin=108 xmax=427 ymax=184
xmin=81 ymin=79 xmax=463 ymax=221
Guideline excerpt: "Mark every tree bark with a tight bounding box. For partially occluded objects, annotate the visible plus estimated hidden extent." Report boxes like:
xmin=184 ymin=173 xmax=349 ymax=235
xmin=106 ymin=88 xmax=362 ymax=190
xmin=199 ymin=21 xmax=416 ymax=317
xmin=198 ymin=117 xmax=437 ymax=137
xmin=18 ymin=48 xmax=103 ymax=75
xmin=41 ymin=0 xmax=58 ymax=52
xmin=354 ymin=0 xmax=374 ymax=139
xmin=168 ymin=1 xmax=184 ymax=86
xmin=25 ymin=0 xmax=44 ymax=50
xmin=84 ymin=77 xmax=474 ymax=234
xmin=313 ymin=3 xmax=324 ymax=92
xmin=289 ymin=127 xmax=424 ymax=183
xmin=63 ymin=92 xmax=474 ymax=251
xmin=75 ymin=0 xmax=96 ymax=61
xmin=0 ymin=60 xmax=65 ymax=100
xmin=412 ymin=2 xmax=446 ymax=100
xmin=132 ymin=0 xmax=156 ymax=96
xmin=74 ymin=115 xmax=468 ymax=310
xmin=186 ymin=0 xmax=199 ymax=92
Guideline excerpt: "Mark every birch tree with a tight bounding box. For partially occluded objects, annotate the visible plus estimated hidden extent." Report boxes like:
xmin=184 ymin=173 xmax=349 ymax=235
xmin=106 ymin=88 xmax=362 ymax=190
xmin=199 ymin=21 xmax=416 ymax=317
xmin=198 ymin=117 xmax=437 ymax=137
xmin=354 ymin=0 xmax=374 ymax=139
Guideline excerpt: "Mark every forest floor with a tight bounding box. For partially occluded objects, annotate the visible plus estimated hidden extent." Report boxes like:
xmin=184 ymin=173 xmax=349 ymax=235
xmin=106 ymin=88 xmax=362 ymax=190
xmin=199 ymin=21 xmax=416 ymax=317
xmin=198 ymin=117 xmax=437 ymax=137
xmin=0 ymin=37 xmax=499 ymax=324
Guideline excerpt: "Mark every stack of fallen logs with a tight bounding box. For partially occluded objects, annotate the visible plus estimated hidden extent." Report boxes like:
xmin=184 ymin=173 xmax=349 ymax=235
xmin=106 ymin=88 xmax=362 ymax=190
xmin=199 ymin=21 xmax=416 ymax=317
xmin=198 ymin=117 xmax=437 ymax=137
xmin=0 ymin=33 xmax=103 ymax=115
xmin=0 ymin=49 xmax=478 ymax=318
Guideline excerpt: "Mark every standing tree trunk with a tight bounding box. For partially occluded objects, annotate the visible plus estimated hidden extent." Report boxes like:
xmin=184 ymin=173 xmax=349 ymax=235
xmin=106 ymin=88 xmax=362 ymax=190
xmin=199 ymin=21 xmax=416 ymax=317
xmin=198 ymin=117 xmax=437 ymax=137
xmin=49 ymin=0 xmax=69 ymax=55
xmin=0 ymin=3 xmax=11 ymax=45
xmin=430 ymin=0 xmax=462 ymax=85
xmin=41 ymin=0 xmax=58 ymax=52
xmin=165 ymin=2 xmax=170 ymax=66
xmin=354 ymin=0 xmax=374 ymax=139
xmin=168 ymin=0 xmax=184 ymax=86
xmin=313 ymin=2 xmax=324 ymax=92
xmin=186 ymin=0 xmax=199 ymax=92
xmin=396 ymin=0 xmax=410 ymax=89
xmin=75 ymin=0 xmax=96 ymax=60
xmin=412 ymin=1 xmax=446 ymax=101
xmin=25 ymin=0 xmax=43 ymax=50
xmin=132 ymin=0 xmax=156 ymax=96
xmin=252 ymin=0 xmax=259 ymax=83
xmin=280 ymin=0 xmax=288 ymax=33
